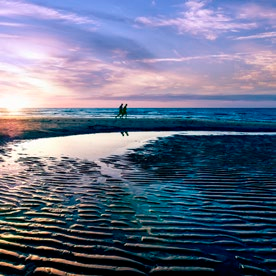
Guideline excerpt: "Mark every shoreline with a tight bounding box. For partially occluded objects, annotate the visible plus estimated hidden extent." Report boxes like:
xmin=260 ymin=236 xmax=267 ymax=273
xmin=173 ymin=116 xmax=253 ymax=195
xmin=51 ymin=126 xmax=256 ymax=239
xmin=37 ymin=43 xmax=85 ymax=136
xmin=1 ymin=117 xmax=276 ymax=142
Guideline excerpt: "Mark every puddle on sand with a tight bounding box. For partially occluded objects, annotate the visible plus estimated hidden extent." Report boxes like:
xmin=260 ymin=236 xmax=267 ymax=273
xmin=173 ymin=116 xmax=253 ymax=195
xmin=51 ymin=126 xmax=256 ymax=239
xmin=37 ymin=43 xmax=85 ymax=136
xmin=10 ymin=131 xmax=180 ymax=160
xmin=2 ymin=131 xmax=179 ymax=175
xmin=2 ymin=130 xmax=275 ymax=175
xmin=8 ymin=131 xmax=276 ymax=162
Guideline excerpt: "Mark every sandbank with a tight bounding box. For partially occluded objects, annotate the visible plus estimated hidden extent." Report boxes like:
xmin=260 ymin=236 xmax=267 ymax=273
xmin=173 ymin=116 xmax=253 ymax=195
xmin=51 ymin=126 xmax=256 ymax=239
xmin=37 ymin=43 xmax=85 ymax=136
xmin=0 ymin=116 xmax=276 ymax=142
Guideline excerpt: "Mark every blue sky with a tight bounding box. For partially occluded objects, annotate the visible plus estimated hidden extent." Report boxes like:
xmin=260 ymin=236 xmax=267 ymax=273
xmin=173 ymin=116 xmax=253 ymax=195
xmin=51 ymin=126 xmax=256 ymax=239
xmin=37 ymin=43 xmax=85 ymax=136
xmin=0 ymin=0 xmax=275 ymax=108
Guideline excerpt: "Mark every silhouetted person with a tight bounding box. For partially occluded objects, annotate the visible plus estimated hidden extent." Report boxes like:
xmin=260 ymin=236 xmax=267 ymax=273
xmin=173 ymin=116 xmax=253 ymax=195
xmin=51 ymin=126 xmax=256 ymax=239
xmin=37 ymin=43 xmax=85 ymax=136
xmin=115 ymin=103 xmax=123 ymax=118
xmin=121 ymin=104 xmax=127 ymax=118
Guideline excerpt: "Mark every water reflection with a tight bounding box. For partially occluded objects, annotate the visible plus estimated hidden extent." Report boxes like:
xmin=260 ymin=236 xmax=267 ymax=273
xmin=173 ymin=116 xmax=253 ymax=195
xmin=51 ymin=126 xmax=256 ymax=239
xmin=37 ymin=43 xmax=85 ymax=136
xmin=0 ymin=108 xmax=23 ymax=116
xmin=7 ymin=131 xmax=276 ymax=164
xmin=11 ymin=131 xmax=178 ymax=162
xmin=121 ymin=131 xmax=129 ymax=136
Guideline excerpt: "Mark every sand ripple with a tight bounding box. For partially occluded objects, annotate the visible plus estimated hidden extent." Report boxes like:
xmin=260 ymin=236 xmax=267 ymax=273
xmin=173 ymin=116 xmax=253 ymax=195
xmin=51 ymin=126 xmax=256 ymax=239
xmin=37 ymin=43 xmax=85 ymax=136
xmin=0 ymin=135 xmax=275 ymax=275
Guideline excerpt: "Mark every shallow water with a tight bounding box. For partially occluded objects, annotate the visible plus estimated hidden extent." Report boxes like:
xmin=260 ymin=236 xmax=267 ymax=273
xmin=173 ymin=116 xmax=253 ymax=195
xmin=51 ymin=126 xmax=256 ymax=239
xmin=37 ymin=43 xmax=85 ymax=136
xmin=7 ymin=131 xmax=179 ymax=163
xmin=6 ymin=131 xmax=276 ymax=163
xmin=0 ymin=132 xmax=276 ymax=275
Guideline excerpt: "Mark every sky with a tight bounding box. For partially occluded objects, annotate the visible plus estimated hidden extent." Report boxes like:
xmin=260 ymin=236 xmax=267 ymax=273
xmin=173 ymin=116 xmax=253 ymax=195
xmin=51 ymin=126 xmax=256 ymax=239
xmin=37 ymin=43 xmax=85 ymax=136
xmin=0 ymin=0 xmax=275 ymax=108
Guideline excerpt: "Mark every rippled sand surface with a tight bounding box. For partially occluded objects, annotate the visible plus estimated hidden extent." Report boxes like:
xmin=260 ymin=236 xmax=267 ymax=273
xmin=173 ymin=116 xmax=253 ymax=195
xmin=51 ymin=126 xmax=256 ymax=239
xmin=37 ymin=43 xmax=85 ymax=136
xmin=0 ymin=134 xmax=275 ymax=275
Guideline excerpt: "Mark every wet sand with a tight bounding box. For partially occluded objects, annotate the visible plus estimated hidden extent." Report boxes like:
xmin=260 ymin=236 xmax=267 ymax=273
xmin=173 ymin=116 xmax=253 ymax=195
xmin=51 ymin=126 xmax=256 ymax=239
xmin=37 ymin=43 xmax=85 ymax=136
xmin=1 ymin=117 xmax=276 ymax=141
xmin=0 ymin=132 xmax=275 ymax=275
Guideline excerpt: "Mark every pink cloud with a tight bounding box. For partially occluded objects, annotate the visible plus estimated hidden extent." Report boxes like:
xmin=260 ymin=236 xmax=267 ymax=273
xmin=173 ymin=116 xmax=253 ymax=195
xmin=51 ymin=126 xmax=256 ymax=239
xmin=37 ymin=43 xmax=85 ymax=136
xmin=235 ymin=32 xmax=276 ymax=41
xmin=0 ymin=0 xmax=97 ymax=26
xmin=238 ymin=3 xmax=276 ymax=23
xmin=136 ymin=0 xmax=256 ymax=40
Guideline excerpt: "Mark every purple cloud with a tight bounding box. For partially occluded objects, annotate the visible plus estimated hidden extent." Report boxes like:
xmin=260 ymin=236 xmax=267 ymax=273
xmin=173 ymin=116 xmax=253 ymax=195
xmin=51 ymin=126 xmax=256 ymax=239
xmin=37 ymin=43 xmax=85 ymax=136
xmin=136 ymin=0 xmax=256 ymax=40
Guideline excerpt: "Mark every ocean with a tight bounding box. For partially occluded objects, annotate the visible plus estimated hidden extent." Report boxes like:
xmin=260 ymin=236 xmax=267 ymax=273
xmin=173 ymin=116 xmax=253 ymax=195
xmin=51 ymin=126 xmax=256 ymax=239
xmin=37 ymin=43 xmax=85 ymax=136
xmin=1 ymin=108 xmax=276 ymax=123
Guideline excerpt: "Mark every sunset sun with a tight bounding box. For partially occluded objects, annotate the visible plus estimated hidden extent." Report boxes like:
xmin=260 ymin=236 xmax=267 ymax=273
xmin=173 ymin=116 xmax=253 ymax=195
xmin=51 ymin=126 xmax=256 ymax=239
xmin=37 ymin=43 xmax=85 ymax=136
xmin=1 ymin=95 xmax=31 ymax=112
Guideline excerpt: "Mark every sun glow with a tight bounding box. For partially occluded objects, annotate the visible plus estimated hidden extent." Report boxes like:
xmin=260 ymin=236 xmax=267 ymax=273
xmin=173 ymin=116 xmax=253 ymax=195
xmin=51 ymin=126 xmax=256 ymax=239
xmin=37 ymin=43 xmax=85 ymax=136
xmin=1 ymin=95 xmax=31 ymax=113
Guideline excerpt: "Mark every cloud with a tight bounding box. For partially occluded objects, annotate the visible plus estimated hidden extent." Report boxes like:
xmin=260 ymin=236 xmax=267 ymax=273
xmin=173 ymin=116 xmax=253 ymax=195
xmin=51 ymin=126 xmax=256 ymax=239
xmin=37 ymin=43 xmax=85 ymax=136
xmin=0 ymin=22 xmax=24 ymax=27
xmin=235 ymin=32 xmax=276 ymax=41
xmin=0 ymin=0 xmax=275 ymax=107
xmin=3 ymin=32 xmax=274 ymax=104
xmin=237 ymin=3 xmax=276 ymax=23
xmin=34 ymin=51 xmax=202 ymax=101
xmin=138 ymin=50 xmax=276 ymax=72
xmin=0 ymin=1 xmax=154 ymax=64
xmin=233 ymin=51 xmax=276 ymax=90
xmin=0 ymin=0 xmax=97 ymax=26
xmin=1 ymin=42 xmax=275 ymax=106
xmin=135 ymin=0 xmax=256 ymax=40
xmin=137 ymin=53 xmax=238 ymax=64
xmin=82 ymin=92 xmax=276 ymax=102
xmin=135 ymin=49 xmax=276 ymax=93
xmin=0 ymin=1 xmax=157 ymax=105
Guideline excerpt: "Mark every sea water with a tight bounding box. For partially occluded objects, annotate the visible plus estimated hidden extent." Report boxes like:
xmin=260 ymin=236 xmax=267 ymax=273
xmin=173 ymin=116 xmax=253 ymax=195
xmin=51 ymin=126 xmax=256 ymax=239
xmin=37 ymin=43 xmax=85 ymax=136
xmin=0 ymin=108 xmax=276 ymax=123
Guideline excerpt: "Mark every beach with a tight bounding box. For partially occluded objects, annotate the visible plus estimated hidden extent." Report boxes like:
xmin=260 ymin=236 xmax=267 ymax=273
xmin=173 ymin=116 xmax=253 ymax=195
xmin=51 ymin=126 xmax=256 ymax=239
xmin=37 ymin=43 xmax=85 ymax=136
xmin=1 ymin=117 xmax=276 ymax=141
xmin=0 ymin=117 xmax=276 ymax=275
